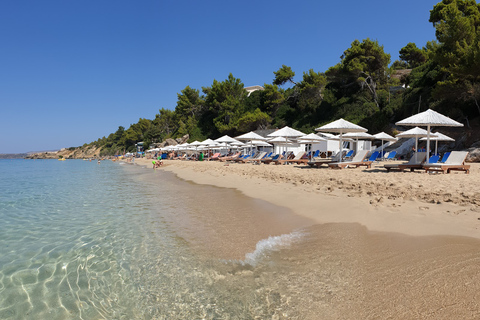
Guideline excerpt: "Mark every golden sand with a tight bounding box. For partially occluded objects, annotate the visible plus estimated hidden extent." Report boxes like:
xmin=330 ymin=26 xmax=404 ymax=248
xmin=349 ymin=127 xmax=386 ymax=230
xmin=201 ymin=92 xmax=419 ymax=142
xmin=139 ymin=158 xmax=480 ymax=239
xmin=132 ymin=158 xmax=480 ymax=319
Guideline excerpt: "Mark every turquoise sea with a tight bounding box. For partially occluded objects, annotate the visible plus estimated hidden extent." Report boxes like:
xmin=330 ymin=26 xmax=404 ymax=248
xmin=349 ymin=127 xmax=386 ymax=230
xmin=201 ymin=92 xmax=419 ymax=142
xmin=4 ymin=160 xmax=480 ymax=319
xmin=0 ymin=159 xmax=311 ymax=319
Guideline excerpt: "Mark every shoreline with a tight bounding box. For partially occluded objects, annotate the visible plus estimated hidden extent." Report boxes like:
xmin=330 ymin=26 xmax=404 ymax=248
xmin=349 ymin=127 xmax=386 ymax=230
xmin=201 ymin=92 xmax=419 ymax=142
xmin=134 ymin=158 xmax=480 ymax=239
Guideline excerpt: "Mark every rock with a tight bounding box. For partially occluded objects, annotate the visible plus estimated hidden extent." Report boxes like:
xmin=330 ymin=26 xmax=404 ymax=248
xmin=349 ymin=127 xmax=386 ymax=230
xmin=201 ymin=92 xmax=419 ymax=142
xmin=466 ymin=147 xmax=480 ymax=162
xmin=164 ymin=138 xmax=178 ymax=146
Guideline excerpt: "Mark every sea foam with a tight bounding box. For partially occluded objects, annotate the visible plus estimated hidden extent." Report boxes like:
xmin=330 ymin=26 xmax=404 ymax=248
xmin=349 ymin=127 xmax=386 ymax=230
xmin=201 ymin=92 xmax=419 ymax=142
xmin=239 ymin=231 xmax=304 ymax=266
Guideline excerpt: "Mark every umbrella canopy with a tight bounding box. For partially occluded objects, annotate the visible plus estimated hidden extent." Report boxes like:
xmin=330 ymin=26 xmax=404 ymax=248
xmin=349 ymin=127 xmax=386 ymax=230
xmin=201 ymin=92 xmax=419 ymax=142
xmin=236 ymin=131 xmax=268 ymax=141
xmin=267 ymin=126 xmax=306 ymax=138
xmin=215 ymin=135 xmax=239 ymax=143
xmin=395 ymin=109 xmax=463 ymax=156
xmin=420 ymin=132 xmax=455 ymax=155
xmin=268 ymin=136 xmax=292 ymax=143
xmin=316 ymin=119 xmax=367 ymax=162
xmin=395 ymin=127 xmax=434 ymax=151
xmin=297 ymin=133 xmax=327 ymax=161
xmin=297 ymin=133 xmax=327 ymax=142
xmin=250 ymin=140 xmax=272 ymax=147
xmin=373 ymin=132 xmax=396 ymax=159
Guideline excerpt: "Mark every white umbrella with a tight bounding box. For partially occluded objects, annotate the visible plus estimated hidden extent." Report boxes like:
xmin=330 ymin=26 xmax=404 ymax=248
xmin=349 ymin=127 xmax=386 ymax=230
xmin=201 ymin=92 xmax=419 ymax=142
xmin=316 ymin=119 xmax=367 ymax=163
xmin=296 ymin=133 xmax=326 ymax=161
xmin=395 ymin=126 xmax=434 ymax=152
xmin=395 ymin=109 xmax=463 ymax=157
xmin=268 ymin=136 xmax=293 ymax=155
xmin=215 ymin=135 xmax=240 ymax=152
xmin=236 ymin=131 xmax=268 ymax=155
xmin=373 ymin=132 xmax=396 ymax=160
xmin=268 ymin=126 xmax=306 ymax=154
xmin=420 ymin=132 xmax=455 ymax=155
xmin=267 ymin=126 xmax=306 ymax=138
xmin=236 ymin=131 xmax=268 ymax=141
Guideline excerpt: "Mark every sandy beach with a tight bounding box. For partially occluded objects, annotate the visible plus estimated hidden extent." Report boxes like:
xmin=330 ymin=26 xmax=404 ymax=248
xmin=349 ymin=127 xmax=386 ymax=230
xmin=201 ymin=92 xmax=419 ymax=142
xmin=136 ymin=158 xmax=480 ymax=239
xmin=128 ymin=158 xmax=480 ymax=319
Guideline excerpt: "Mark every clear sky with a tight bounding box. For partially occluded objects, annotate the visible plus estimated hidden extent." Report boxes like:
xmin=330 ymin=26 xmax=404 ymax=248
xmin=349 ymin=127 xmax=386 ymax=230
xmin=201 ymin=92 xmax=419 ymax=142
xmin=0 ymin=0 xmax=441 ymax=153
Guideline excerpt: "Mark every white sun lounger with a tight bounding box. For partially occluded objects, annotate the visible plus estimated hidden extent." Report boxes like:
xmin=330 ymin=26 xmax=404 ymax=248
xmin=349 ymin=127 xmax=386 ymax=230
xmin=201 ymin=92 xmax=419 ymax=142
xmin=423 ymin=151 xmax=470 ymax=174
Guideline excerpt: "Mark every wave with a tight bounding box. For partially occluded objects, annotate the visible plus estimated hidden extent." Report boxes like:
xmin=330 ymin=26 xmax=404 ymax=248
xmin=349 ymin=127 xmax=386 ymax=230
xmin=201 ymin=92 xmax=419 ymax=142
xmin=233 ymin=231 xmax=305 ymax=267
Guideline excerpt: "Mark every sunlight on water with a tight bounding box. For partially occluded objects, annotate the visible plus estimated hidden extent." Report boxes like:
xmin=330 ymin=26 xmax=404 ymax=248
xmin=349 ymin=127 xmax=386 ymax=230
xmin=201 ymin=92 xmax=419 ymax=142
xmin=0 ymin=160 xmax=307 ymax=319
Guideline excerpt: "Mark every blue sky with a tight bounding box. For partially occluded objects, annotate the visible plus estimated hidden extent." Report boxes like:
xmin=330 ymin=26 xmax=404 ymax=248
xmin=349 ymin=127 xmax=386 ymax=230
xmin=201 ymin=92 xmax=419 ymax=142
xmin=1 ymin=0 xmax=441 ymax=153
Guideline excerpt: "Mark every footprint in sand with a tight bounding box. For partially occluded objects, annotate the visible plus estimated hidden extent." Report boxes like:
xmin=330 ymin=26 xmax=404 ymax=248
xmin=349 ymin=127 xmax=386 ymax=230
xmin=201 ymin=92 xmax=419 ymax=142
xmin=419 ymin=206 xmax=430 ymax=210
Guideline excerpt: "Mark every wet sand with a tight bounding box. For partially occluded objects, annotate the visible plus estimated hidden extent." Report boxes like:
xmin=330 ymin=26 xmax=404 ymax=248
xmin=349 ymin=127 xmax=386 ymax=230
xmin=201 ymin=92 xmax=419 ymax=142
xmin=132 ymin=158 xmax=480 ymax=318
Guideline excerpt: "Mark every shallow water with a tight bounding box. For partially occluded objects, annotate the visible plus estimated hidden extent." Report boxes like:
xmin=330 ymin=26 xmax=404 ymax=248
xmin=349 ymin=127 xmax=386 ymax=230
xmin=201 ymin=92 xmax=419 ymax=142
xmin=1 ymin=159 xmax=480 ymax=319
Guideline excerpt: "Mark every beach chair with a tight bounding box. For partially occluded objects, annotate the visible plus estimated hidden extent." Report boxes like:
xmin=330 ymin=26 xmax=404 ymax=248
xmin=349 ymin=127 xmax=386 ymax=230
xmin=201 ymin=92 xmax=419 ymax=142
xmin=328 ymin=150 xmax=370 ymax=169
xmin=424 ymin=151 xmax=470 ymax=174
xmin=357 ymin=151 xmax=380 ymax=168
xmin=427 ymin=154 xmax=440 ymax=163
xmin=209 ymin=153 xmax=221 ymax=161
xmin=242 ymin=151 xmax=267 ymax=163
xmin=307 ymin=152 xmax=343 ymax=168
xmin=219 ymin=152 xmax=241 ymax=162
xmin=385 ymin=151 xmax=397 ymax=160
xmin=344 ymin=150 xmax=354 ymax=160
xmin=277 ymin=151 xmax=307 ymax=165
xmin=262 ymin=154 xmax=281 ymax=164
xmin=440 ymin=152 xmax=451 ymax=163
xmin=383 ymin=152 xmax=427 ymax=172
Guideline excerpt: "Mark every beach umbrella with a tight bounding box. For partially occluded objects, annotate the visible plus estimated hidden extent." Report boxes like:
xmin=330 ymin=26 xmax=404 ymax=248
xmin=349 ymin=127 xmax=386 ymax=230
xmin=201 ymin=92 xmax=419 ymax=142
xmin=395 ymin=127 xmax=433 ymax=152
xmin=373 ymin=132 xmax=396 ymax=160
xmin=267 ymin=126 xmax=306 ymax=138
xmin=395 ymin=109 xmax=463 ymax=157
xmin=316 ymin=119 xmax=367 ymax=163
xmin=215 ymin=135 xmax=240 ymax=152
xmin=189 ymin=140 xmax=202 ymax=156
xmin=342 ymin=132 xmax=374 ymax=153
xmin=236 ymin=131 xmax=268 ymax=155
xmin=268 ymin=126 xmax=306 ymax=154
xmin=420 ymin=132 xmax=455 ymax=155
xmin=268 ymin=136 xmax=293 ymax=155
xmin=296 ymin=133 xmax=327 ymax=161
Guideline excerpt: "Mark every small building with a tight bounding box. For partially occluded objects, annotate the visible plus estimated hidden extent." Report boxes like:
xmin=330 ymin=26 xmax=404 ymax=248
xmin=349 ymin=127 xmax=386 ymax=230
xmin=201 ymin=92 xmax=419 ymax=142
xmin=245 ymin=85 xmax=264 ymax=96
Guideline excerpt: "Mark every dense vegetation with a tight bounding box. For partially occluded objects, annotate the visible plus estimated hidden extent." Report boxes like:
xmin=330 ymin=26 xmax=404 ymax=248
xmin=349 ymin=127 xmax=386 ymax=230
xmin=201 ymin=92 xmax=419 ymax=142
xmin=86 ymin=0 xmax=480 ymax=156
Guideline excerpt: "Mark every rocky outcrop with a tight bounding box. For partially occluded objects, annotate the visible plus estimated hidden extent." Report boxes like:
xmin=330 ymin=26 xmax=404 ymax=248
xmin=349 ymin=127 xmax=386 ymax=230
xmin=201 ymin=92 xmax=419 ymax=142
xmin=27 ymin=146 xmax=101 ymax=159
xmin=467 ymin=141 xmax=480 ymax=162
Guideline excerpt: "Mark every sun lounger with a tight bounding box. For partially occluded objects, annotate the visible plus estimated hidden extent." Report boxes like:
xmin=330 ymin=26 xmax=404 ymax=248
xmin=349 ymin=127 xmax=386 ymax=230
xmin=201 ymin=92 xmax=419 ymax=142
xmin=384 ymin=152 xmax=427 ymax=172
xmin=427 ymin=154 xmax=440 ymax=163
xmin=219 ymin=152 xmax=241 ymax=162
xmin=328 ymin=150 xmax=370 ymax=169
xmin=262 ymin=154 xmax=281 ymax=164
xmin=385 ymin=151 xmax=397 ymax=160
xmin=277 ymin=151 xmax=307 ymax=165
xmin=242 ymin=151 xmax=267 ymax=163
xmin=440 ymin=152 xmax=451 ymax=163
xmin=209 ymin=153 xmax=221 ymax=160
xmin=423 ymin=151 xmax=470 ymax=174
xmin=307 ymin=152 xmax=343 ymax=168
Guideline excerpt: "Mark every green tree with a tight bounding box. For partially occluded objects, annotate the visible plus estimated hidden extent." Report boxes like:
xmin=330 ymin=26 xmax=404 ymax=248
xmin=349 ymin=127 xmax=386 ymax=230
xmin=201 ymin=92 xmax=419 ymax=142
xmin=262 ymin=83 xmax=285 ymax=117
xmin=202 ymin=73 xmax=247 ymax=135
xmin=326 ymin=38 xmax=391 ymax=108
xmin=236 ymin=108 xmax=271 ymax=132
xmin=399 ymin=42 xmax=427 ymax=68
xmin=273 ymin=65 xmax=297 ymax=86
xmin=297 ymin=69 xmax=327 ymax=112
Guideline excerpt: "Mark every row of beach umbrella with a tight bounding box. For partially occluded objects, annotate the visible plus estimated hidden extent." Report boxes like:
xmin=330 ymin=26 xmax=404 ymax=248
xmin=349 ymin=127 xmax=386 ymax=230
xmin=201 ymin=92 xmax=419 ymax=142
xmin=147 ymin=109 xmax=462 ymax=161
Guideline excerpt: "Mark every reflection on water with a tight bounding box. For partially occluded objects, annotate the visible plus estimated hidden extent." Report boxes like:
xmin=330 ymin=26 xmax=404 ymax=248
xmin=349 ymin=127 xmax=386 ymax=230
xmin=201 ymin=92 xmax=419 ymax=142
xmin=1 ymin=160 xmax=480 ymax=319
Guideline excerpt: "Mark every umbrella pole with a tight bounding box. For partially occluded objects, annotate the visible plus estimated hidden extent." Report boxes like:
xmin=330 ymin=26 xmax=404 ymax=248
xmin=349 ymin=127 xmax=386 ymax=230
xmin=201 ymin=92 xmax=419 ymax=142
xmin=339 ymin=131 xmax=343 ymax=163
xmin=426 ymin=125 xmax=431 ymax=159
xmin=435 ymin=140 xmax=438 ymax=155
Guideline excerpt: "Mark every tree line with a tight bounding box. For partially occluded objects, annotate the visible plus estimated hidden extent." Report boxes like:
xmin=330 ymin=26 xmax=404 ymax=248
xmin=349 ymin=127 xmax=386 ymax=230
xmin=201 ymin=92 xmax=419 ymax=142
xmin=88 ymin=0 xmax=480 ymax=156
